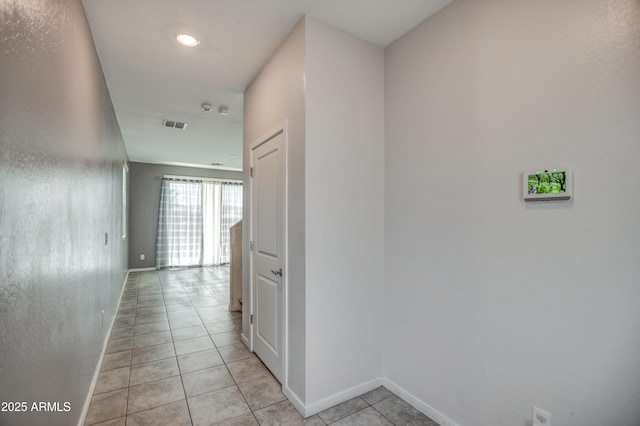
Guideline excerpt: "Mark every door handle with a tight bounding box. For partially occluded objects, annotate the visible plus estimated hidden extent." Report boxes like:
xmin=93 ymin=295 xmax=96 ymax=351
xmin=271 ymin=268 xmax=283 ymax=277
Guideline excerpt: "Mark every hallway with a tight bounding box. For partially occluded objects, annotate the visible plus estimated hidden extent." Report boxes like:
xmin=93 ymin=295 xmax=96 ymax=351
xmin=84 ymin=267 xmax=439 ymax=425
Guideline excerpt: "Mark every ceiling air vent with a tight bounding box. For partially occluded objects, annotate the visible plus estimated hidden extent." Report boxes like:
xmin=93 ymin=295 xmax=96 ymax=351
xmin=163 ymin=119 xmax=187 ymax=130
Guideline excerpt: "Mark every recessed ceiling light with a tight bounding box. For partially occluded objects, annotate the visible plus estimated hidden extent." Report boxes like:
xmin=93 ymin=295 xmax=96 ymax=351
xmin=176 ymin=33 xmax=199 ymax=47
xmin=218 ymin=106 xmax=229 ymax=115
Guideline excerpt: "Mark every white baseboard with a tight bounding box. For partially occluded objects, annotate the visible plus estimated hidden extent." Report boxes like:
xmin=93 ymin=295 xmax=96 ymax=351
xmin=302 ymin=377 xmax=383 ymax=417
xmin=283 ymin=385 xmax=306 ymax=417
xmin=129 ymin=267 xmax=156 ymax=272
xmin=78 ymin=270 xmax=129 ymax=426
xmin=382 ymin=378 xmax=460 ymax=426
xmin=240 ymin=333 xmax=250 ymax=349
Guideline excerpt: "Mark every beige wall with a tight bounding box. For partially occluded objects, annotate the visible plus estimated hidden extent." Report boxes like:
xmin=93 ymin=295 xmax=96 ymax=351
xmin=384 ymin=1 xmax=640 ymax=425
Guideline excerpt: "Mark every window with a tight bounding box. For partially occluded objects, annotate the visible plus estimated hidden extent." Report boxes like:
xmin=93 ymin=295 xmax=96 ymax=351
xmin=122 ymin=162 xmax=128 ymax=239
xmin=156 ymin=177 xmax=242 ymax=269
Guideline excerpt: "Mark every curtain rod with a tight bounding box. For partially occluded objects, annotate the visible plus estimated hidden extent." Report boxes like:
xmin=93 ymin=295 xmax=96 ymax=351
xmin=162 ymin=174 xmax=242 ymax=184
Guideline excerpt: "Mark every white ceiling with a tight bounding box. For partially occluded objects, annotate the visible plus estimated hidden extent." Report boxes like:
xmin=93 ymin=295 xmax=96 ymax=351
xmin=82 ymin=0 xmax=452 ymax=171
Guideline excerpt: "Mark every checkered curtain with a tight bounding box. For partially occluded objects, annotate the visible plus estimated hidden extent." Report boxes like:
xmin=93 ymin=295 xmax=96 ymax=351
xmin=202 ymin=182 xmax=221 ymax=266
xmin=156 ymin=179 xmax=203 ymax=268
xmin=219 ymin=183 xmax=243 ymax=264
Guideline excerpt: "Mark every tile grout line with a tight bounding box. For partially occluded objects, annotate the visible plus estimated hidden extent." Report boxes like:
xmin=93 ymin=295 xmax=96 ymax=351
xmin=123 ymin=272 xmax=140 ymax=421
xmin=170 ymin=278 xmax=194 ymax=426
xmin=91 ymin=267 xmax=287 ymax=426
xmin=191 ymin=281 xmax=252 ymax=425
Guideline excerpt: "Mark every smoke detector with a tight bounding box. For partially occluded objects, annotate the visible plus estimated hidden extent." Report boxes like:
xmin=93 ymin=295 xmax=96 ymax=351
xmin=201 ymin=103 xmax=213 ymax=113
xmin=163 ymin=119 xmax=187 ymax=130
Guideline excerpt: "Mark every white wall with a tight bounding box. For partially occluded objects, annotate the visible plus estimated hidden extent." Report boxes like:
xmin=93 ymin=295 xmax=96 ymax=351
xmin=304 ymin=17 xmax=385 ymax=409
xmin=243 ymin=18 xmax=307 ymax=403
xmin=383 ymin=1 xmax=640 ymax=426
xmin=244 ymin=16 xmax=385 ymax=414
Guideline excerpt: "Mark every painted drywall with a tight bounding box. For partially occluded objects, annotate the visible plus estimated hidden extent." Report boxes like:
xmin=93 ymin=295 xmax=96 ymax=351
xmin=128 ymin=162 xmax=242 ymax=269
xmin=243 ymin=18 xmax=307 ymax=403
xmin=0 ymin=0 xmax=129 ymax=424
xmin=304 ymin=17 xmax=385 ymax=408
xmin=384 ymin=1 xmax=640 ymax=425
xmin=244 ymin=17 xmax=386 ymax=413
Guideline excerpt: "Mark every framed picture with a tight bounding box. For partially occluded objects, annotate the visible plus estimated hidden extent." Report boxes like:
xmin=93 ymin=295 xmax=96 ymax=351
xmin=524 ymin=168 xmax=572 ymax=201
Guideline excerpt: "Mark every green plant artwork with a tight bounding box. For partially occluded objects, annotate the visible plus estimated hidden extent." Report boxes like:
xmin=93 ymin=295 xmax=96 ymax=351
xmin=528 ymin=172 xmax=566 ymax=194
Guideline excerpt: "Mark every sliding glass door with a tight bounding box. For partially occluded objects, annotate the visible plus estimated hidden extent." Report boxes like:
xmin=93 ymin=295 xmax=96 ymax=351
xmin=202 ymin=182 xmax=222 ymax=266
xmin=156 ymin=177 xmax=242 ymax=269
xmin=156 ymin=179 xmax=203 ymax=268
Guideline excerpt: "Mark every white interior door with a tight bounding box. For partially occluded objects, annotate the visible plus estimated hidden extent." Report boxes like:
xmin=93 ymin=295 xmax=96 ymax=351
xmin=250 ymin=129 xmax=285 ymax=382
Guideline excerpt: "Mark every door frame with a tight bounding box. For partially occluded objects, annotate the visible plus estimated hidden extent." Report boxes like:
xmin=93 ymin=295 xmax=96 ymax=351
xmin=248 ymin=120 xmax=288 ymax=386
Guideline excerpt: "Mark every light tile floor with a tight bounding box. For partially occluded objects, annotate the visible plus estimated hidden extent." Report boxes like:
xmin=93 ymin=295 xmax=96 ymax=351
xmin=85 ymin=267 xmax=439 ymax=426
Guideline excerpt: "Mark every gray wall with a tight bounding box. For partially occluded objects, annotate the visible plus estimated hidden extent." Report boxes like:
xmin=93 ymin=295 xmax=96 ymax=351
xmin=0 ymin=0 xmax=129 ymax=424
xmin=304 ymin=17 xmax=385 ymax=410
xmin=243 ymin=17 xmax=386 ymax=414
xmin=244 ymin=18 xmax=307 ymax=404
xmin=128 ymin=162 xmax=242 ymax=269
xmin=384 ymin=1 xmax=640 ymax=425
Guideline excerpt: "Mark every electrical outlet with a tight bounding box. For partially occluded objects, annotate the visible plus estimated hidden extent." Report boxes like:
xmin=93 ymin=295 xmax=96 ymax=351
xmin=140 ymin=254 xmax=145 ymax=261
xmin=101 ymin=310 xmax=105 ymax=326
xmin=533 ymin=407 xmax=551 ymax=426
